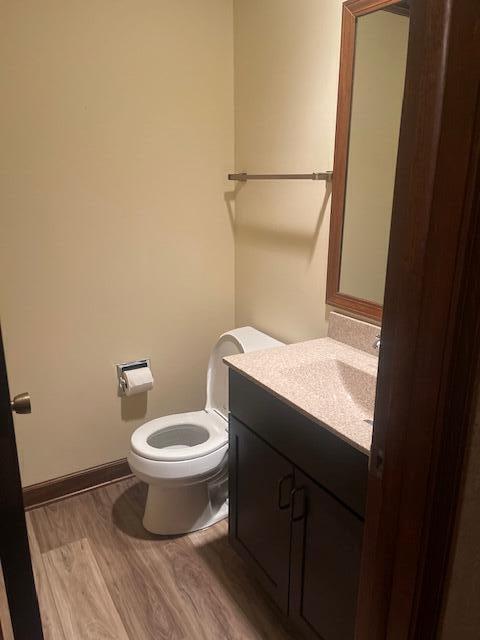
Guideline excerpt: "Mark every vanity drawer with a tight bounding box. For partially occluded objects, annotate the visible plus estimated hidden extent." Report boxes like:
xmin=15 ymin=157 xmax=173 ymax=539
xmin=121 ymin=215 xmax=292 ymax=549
xmin=229 ymin=369 xmax=368 ymax=518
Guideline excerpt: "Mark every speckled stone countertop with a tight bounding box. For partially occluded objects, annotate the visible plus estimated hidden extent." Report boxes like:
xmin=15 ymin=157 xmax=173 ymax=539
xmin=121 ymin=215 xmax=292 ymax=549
xmin=225 ymin=337 xmax=378 ymax=455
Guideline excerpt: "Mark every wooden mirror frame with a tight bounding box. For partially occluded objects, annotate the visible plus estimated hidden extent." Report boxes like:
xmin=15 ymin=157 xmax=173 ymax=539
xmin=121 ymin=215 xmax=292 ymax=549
xmin=326 ymin=0 xmax=410 ymax=322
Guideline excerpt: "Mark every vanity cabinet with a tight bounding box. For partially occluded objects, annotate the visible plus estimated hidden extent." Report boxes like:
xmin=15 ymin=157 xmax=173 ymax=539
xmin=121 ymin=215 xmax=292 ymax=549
xmin=289 ymin=470 xmax=363 ymax=640
xmin=228 ymin=369 xmax=368 ymax=640
xmin=229 ymin=416 xmax=293 ymax=613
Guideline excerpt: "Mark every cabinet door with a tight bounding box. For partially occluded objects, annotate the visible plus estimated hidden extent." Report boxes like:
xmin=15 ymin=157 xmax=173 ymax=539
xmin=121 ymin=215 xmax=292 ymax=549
xmin=229 ymin=416 xmax=294 ymax=613
xmin=290 ymin=470 xmax=363 ymax=640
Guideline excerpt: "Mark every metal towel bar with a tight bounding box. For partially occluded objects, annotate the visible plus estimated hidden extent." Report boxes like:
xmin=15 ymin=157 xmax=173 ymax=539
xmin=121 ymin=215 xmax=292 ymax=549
xmin=228 ymin=171 xmax=333 ymax=182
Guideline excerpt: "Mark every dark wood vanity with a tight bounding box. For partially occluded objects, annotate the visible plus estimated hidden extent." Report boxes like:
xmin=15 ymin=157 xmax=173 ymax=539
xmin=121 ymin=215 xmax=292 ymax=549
xmin=228 ymin=369 xmax=369 ymax=640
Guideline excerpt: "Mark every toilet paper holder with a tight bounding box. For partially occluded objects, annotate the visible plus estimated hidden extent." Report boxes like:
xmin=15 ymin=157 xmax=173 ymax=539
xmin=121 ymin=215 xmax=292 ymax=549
xmin=116 ymin=358 xmax=151 ymax=396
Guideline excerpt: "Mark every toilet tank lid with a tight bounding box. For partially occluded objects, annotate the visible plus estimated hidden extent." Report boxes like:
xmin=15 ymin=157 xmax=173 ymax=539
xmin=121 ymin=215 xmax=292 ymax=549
xmin=218 ymin=326 xmax=283 ymax=352
xmin=205 ymin=327 xmax=284 ymax=419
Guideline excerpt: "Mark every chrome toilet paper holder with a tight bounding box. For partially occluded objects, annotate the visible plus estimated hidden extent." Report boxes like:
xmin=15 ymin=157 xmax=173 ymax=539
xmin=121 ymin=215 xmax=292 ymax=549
xmin=116 ymin=358 xmax=151 ymax=396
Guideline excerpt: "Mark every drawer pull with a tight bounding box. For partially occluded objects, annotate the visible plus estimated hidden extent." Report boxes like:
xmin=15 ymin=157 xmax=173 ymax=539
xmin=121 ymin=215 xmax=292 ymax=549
xmin=277 ymin=474 xmax=294 ymax=509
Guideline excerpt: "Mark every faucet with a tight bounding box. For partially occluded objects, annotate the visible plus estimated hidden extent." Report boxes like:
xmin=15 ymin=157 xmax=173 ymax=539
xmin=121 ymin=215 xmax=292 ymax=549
xmin=373 ymin=334 xmax=381 ymax=350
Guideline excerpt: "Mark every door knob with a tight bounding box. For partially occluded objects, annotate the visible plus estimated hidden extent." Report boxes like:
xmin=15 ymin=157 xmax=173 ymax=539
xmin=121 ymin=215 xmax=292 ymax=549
xmin=10 ymin=392 xmax=31 ymax=414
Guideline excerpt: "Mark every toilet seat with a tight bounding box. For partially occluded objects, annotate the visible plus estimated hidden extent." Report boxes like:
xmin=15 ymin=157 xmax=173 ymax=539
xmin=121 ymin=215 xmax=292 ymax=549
xmin=131 ymin=410 xmax=227 ymax=462
xmin=128 ymin=409 xmax=228 ymax=484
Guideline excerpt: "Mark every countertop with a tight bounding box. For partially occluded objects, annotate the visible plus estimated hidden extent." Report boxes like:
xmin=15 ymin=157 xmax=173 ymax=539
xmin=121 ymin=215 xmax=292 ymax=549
xmin=224 ymin=337 xmax=378 ymax=455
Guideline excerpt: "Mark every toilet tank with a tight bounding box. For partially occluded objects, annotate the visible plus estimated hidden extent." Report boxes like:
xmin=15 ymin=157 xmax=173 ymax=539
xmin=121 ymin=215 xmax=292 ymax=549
xmin=205 ymin=327 xmax=284 ymax=420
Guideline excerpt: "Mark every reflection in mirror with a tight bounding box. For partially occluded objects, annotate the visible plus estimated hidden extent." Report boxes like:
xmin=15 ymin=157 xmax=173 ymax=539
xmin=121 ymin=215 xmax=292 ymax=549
xmin=340 ymin=8 xmax=409 ymax=305
xmin=327 ymin=1 xmax=410 ymax=320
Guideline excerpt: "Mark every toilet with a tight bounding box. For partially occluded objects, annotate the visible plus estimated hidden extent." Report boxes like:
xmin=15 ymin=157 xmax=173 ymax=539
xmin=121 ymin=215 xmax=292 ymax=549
xmin=127 ymin=327 xmax=283 ymax=535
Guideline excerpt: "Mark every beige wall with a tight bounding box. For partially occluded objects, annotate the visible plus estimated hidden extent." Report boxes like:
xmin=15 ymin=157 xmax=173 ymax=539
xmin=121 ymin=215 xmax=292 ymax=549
xmin=340 ymin=10 xmax=409 ymax=305
xmin=233 ymin=0 xmax=343 ymax=343
xmin=439 ymin=381 xmax=480 ymax=639
xmin=0 ymin=0 xmax=234 ymax=486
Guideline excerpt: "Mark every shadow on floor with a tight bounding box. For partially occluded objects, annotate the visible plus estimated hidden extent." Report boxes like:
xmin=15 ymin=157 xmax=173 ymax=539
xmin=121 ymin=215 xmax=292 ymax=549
xmin=110 ymin=479 xmax=295 ymax=638
xmin=193 ymin=528 xmax=296 ymax=639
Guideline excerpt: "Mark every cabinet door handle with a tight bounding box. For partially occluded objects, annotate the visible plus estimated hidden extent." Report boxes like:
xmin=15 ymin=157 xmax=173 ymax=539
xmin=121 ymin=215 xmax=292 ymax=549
xmin=277 ymin=473 xmax=294 ymax=510
xmin=291 ymin=487 xmax=307 ymax=522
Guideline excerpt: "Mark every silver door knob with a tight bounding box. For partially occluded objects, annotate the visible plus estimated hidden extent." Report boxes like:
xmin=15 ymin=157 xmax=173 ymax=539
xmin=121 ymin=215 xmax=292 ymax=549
xmin=10 ymin=392 xmax=31 ymax=414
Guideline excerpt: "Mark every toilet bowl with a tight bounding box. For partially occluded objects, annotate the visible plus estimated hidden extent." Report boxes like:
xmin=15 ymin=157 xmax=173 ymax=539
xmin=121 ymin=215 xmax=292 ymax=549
xmin=127 ymin=327 xmax=283 ymax=535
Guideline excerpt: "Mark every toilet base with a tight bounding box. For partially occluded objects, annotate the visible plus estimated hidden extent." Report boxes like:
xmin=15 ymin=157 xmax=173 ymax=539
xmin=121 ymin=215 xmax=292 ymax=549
xmin=142 ymin=478 xmax=228 ymax=536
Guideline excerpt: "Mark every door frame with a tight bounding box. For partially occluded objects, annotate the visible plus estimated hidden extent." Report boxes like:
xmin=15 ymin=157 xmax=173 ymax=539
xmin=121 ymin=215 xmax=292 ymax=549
xmin=356 ymin=0 xmax=480 ymax=637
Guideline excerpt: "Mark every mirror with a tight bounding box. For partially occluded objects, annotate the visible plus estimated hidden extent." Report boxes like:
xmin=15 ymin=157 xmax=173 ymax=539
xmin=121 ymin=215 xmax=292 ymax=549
xmin=327 ymin=0 xmax=410 ymax=321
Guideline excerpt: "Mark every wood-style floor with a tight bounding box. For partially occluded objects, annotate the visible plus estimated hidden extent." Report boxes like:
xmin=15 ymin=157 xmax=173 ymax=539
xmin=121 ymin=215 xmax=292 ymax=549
xmin=0 ymin=478 xmax=295 ymax=640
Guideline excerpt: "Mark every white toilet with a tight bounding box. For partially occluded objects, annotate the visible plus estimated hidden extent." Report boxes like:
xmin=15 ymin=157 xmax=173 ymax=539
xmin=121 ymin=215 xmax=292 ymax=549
xmin=127 ymin=327 xmax=283 ymax=535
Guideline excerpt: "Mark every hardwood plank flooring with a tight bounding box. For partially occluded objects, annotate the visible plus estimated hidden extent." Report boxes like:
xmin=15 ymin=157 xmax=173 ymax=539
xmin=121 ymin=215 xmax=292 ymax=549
xmin=25 ymin=516 xmax=65 ymax=640
xmin=42 ymin=539 xmax=129 ymax=640
xmin=190 ymin=522 xmax=294 ymax=640
xmin=8 ymin=478 xmax=295 ymax=640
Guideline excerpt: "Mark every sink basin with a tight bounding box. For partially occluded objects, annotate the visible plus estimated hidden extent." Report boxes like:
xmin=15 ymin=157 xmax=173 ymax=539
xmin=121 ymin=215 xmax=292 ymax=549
xmin=334 ymin=360 xmax=376 ymax=414
xmin=281 ymin=358 xmax=376 ymax=425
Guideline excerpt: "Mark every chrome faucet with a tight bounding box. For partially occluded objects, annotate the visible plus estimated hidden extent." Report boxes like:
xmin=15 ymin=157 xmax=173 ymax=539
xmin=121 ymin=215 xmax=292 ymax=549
xmin=373 ymin=334 xmax=381 ymax=350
